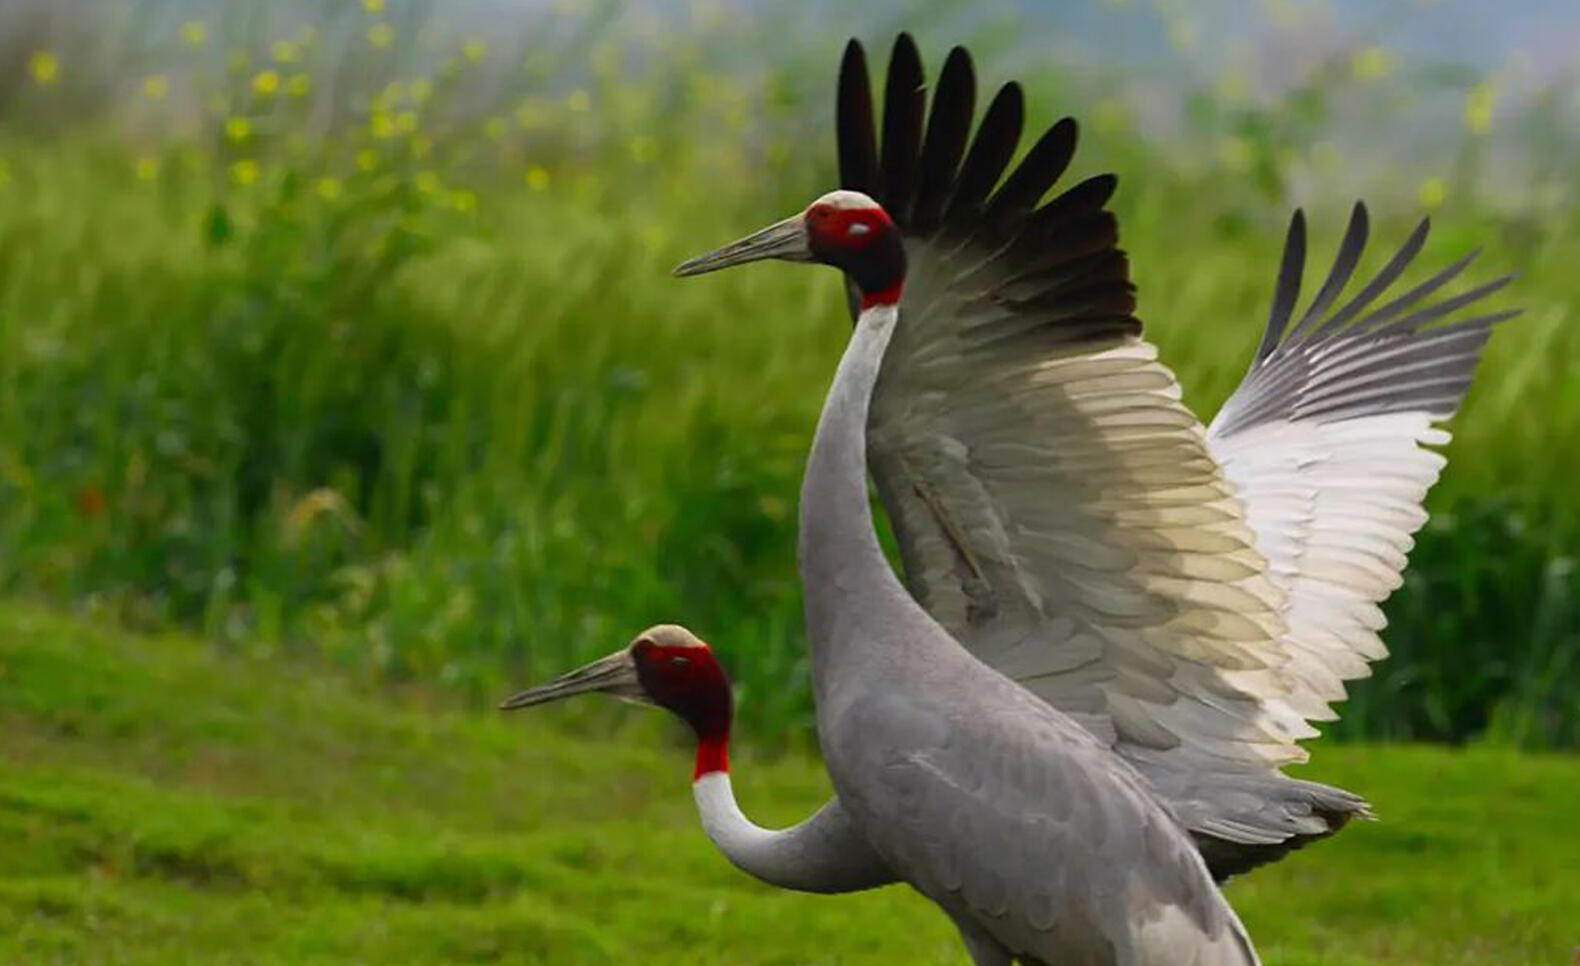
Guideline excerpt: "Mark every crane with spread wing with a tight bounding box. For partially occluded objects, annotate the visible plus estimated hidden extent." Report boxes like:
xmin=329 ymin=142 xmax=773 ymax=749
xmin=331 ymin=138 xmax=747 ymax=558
xmin=502 ymin=35 xmax=1515 ymax=965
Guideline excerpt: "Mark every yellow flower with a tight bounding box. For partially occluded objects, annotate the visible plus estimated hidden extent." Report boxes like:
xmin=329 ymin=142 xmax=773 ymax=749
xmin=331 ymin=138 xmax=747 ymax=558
xmin=374 ymin=81 xmax=403 ymax=109
xmin=355 ymin=148 xmax=379 ymax=172
xmin=1352 ymin=46 xmax=1395 ymax=81
xmin=514 ymin=99 xmax=547 ymax=129
xmin=368 ymin=23 xmax=395 ymax=49
xmin=765 ymin=137 xmax=790 ymax=167
xmin=462 ymin=39 xmax=487 ymax=63
xmin=230 ymin=159 xmax=260 ymax=185
xmin=450 ymin=189 xmax=478 ymax=213
xmin=1166 ymin=20 xmax=1196 ymax=53
xmin=136 ymin=157 xmax=160 ymax=180
xmin=410 ymin=78 xmax=433 ymax=105
xmin=1093 ymin=97 xmax=1128 ymax=135
xmin=370 ymin=112 xmax=396 ymax=139
xmin=1312 ymin=140 xmax=1342 ymax=173
xmin=179 ymin=21 xmax=207 ymax=47
xmin=1215 ymin=70 xmax=1249 ymax=102
xmin=252 ymin=70 xmax=280 ymax=96
xmin=28 ymin=51 xmax=60 ymax=86
xmin=142 ymin=75 xmax=169 ymax=100
xmin=414 ymin=170 xmax=440 ymax=194
xmin=566 ymin=89 xmax=590 ymax=112
xmin=224 ymin=116 xmax=252 ymax=142
xmin=286 ymin=73 xmax=312 ymax=97
xmin=362 ymin=0 xmax=385 ymax=11
xmin=272 ymin=40 xmax=300 ymax=63
xmin=1464 ymin=82 xmax=1495 ymax=135
xmin=1218 ymin=135 xmax=1254 ymax=172
xmin=525 ymin=165 xmax=550 ymax=191
xmin=592 ymin=42 xmax=619 ymax=78
xmin=315 ymin=177 xmax=343 ymax=201
xmin=483 ymin=116 xmax=506 ymax=141
xmin=1418 ymin=176 xmax=1447 ymax=209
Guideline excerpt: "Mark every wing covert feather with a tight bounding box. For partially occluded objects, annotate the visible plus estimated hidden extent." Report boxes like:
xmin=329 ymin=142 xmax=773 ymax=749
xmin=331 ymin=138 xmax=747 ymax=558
xmin=843 ymin=37 xmax=1308 ymax=780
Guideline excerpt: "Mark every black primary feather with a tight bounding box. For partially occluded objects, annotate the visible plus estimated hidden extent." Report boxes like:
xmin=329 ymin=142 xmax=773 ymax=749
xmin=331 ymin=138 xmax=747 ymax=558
xmin=910 ymin=46 xmax=975 ymax=232
xmin=1286 ymin=201 xmax=1370 ymax=343
xmin=944 ymin=83 xmax=1024 ymax=221
xmin=879 ymin=34 xmax=926 ymax=223
xmin=1254 ymin=209 xmax=1307 ymax=367
xmin=836 ymin=34 xmax=1139 ymax=346
xmin=836 ymin=40 xmax=879 ymax=197
xmin=1215 ymin=209 xmax=1519 ymax=438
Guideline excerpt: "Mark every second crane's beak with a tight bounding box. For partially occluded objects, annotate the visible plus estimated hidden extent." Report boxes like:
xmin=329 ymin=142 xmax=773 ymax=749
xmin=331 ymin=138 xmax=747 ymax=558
xmin=499 ymin=649 xmax=648 ymax=711
xmin=672 ymin=212 xmax=811 ymax=277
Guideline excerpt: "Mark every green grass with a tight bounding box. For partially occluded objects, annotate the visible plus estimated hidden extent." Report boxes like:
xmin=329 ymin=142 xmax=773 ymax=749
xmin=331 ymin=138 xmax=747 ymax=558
xmin=1 ymin=602 xmax=1577 ymax=964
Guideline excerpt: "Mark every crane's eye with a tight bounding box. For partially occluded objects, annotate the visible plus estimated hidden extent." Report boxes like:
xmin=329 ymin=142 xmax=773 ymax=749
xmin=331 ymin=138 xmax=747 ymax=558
xmin=847 ymin=222 xmax=870 ymax=236
xmin=669 ymin=655 xmax=691 ymax=669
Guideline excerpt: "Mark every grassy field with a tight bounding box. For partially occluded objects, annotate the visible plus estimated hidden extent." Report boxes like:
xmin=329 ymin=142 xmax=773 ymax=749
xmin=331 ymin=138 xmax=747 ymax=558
xmin=1 ymin=602 xmax=1577 ymax=964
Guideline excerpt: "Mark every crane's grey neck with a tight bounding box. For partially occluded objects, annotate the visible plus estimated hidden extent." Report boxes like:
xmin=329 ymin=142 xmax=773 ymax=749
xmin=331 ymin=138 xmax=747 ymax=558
xmin=692 ymin=775 xmax=895 ymax=893
xmin=799 ymin=303 xmax=909 ymax=683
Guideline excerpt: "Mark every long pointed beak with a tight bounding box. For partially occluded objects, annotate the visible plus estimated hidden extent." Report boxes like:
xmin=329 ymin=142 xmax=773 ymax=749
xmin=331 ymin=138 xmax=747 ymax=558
xmin=672 ymin=212 xmax=811 ymax=277
xmin=499 ymin=649 xmax=646 ymax=711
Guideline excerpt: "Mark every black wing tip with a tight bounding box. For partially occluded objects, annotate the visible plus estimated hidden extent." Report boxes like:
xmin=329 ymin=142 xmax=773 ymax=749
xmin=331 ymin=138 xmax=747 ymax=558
xmin=1255 ymin=208 xmax=1309 ymax=364
xmin=1256 ymin=206 xmax=1518 ymax=366
xmin=1085 ymin=170 xmax=1116 ymax=198
xmin=891 ymin=32 xmax=922 ymax=70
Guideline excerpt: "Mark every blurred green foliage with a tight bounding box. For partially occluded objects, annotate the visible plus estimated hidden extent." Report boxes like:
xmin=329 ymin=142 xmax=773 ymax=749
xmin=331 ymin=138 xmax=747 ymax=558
xmin=0 ymin=1 xmax=1575 ymax=745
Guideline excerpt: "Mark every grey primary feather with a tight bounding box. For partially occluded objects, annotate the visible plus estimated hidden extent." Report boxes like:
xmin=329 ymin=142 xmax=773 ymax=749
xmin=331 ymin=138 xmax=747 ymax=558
xmin=835 ymin=34 xmax=1517 ymax=883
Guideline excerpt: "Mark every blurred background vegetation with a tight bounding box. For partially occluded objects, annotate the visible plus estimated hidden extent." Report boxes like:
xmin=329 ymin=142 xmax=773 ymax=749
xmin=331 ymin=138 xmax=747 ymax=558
xmin=0 ymin=0 xmax=1575 ymax=748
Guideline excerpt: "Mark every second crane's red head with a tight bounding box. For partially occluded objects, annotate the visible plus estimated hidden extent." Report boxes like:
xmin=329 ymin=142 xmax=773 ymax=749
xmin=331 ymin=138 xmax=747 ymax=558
xmin=498 ymin=624 xmax=733 ymax=778
xmin=673 ymin=190 xmax=906 ymax=309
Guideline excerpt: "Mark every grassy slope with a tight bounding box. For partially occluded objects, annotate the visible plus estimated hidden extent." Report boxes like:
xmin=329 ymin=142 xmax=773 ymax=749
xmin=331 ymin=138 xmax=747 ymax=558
xmin=1 ymin=603 xmax=1576 ymax=965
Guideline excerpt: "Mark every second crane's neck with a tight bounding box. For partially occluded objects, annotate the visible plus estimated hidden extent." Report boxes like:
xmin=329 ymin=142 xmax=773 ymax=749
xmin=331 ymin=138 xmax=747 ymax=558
xmin=799 ymin=299 xmax=910 ymax=684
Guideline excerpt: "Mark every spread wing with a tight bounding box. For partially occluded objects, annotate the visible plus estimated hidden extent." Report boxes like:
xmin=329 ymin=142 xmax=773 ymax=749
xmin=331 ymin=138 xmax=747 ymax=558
xmin=837 ymin=35 xmax=1514 ymax=876
xmin=1206 ymin=205 xmax=1518 ymax=723
xmin=840 ymin=36 xmax=1310 ymax=785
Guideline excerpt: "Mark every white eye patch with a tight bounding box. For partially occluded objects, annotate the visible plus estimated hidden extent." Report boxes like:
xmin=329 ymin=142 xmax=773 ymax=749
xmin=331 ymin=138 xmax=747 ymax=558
xmin=847 ymin=222 xmax=871 ymax=236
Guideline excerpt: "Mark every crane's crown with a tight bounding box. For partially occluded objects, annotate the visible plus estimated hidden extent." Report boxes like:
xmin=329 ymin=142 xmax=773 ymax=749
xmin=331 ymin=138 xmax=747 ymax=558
xmin=635 ymin=623 xmax=707 ymax=649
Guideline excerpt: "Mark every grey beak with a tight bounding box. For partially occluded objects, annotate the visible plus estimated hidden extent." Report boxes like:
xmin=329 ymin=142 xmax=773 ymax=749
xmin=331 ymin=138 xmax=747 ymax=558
xmin=672 ymin=212 xmax=812 ymax=277
xmin=499 ymin=649 xmax=646 ymax=711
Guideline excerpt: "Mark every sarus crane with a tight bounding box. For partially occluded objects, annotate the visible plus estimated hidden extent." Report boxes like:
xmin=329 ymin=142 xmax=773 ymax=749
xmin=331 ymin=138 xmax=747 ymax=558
xmin=502 ymin=35 xmax=1515 ymax=965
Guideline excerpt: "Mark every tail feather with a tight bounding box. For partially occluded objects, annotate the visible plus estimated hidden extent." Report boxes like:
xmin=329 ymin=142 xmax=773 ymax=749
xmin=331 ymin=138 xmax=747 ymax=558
xmin=1148 ymin=766 xmax=1373 ymax=881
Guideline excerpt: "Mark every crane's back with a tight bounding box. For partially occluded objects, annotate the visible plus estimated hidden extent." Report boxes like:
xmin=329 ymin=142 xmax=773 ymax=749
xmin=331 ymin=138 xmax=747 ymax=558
xmin=811 ymin=594 xmax=1258 ymax=966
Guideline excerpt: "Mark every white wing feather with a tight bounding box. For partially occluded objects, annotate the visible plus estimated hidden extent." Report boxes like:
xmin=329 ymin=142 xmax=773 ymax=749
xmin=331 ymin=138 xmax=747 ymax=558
xmin=1207 ymin=206 xmax=1516 ymax=723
